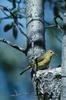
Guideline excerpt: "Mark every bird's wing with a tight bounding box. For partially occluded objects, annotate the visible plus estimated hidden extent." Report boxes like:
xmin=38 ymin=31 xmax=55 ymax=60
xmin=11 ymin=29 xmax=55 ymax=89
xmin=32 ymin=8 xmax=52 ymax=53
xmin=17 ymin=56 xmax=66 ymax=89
xmin=37 ymin=53 xmax=46 ymax=62
xmin=37 ymin=58 xmax=49 ymax=69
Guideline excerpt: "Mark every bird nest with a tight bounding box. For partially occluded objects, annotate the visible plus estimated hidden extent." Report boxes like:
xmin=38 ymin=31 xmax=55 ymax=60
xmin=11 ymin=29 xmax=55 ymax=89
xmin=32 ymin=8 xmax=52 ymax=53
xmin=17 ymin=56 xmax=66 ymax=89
xmin=32 ymin=67 xmax=62 ymax=100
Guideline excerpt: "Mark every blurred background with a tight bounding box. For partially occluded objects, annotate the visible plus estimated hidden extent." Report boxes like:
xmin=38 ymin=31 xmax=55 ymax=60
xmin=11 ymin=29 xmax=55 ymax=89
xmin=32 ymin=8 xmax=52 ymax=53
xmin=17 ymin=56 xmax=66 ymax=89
xmin=0 ymin=0 xmax=63 ymax=100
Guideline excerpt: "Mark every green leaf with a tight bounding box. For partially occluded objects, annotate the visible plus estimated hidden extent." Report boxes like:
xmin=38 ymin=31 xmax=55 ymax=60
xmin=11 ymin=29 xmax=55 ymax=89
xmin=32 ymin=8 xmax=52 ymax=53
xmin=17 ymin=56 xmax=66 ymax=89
xmin=12 ymin=24 xmax=18 ymax=39
xmin=4 ymin=24 xmax=12 ymax=32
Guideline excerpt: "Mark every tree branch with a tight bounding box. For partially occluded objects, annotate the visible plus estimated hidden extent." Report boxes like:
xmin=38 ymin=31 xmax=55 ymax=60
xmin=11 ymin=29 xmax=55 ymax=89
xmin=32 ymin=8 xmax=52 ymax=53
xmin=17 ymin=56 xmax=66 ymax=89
xmin=0 ymin=16 xmax=11 ymax=20
xmin=0 ymin=38 xmax=27 ymax=54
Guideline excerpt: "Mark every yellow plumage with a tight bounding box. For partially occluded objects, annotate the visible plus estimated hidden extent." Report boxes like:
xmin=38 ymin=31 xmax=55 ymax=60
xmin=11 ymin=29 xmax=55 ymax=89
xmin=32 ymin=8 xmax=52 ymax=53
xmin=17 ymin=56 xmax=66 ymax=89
xmin=20 ymin=50 xmax=54 ymax=75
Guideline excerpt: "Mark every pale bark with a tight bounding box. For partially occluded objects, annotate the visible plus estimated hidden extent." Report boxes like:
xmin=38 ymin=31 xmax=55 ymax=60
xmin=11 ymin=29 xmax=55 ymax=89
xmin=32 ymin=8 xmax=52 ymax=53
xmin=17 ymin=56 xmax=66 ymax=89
xmin=61 ymin=12 xmax=66 ymax=100
xmin=0 ymin=0 xmax=63 ymax=99
xmin=26 ymin=0 xmax=45 ymax=100
xmin=26 ymin=0 xmax=45 ymax=63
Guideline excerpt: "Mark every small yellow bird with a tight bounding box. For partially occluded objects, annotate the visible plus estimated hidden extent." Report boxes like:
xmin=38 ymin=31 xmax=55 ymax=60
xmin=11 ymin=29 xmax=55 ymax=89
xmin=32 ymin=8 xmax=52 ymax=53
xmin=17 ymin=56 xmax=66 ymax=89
xmin=20 ymin=50 xmax=55 ymax=75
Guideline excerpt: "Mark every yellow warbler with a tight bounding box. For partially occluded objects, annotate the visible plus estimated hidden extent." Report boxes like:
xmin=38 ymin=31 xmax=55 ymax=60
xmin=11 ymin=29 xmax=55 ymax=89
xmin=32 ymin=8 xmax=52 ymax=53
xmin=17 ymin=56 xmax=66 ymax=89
xmin=20 ymin=50 xmax=54 ymax=75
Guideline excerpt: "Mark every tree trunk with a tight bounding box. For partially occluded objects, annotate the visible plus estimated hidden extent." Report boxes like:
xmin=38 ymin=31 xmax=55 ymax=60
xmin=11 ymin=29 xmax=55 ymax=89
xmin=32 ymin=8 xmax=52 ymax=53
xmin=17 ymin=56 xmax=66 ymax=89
xmin=61 ymin=12 xmax=66 ymax=100
xmin=26 ymin=0 xmax=45 ymax=99
xmin=26 ymin=0 xmax=45 ymax=62
xmin=26 ymin=0 xmax=62 ymax=100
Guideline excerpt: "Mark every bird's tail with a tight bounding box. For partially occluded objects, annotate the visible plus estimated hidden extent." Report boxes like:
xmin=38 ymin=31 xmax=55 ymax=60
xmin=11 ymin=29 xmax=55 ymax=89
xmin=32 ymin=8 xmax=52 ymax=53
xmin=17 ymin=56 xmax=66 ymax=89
xmin=20 ymin=66 xmax=31 ymax=75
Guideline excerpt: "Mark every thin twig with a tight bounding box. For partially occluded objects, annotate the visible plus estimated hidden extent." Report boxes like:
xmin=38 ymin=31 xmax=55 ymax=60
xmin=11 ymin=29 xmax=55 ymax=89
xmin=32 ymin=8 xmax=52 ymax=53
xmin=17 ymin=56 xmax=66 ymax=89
xmin=0 ymin=5 xmax=15 ymax=18
xmin=0 ymin=16 xmax=11 ymax=20
xmin=45 ymin=24 xmax=64 ymax=33
xmin=18 ymin=22 xmax=24 ymax=28
xmin=16 ymin=23 xmax=29 ymax=40
xmin=0 ymin=8 xmax=9 ymax=17
xmin=45 ymin=24 xmax=56 ymax=28
xmin=0 ymin=5 xmax=29 ymax=40
xmin=0 ymin=38 xmax=26 ymax=53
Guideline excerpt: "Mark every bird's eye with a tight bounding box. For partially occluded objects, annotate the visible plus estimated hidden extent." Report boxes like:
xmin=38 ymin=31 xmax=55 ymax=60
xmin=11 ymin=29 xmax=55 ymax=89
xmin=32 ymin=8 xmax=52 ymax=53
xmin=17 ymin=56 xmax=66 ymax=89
xmin=50 ymin=51 xmax=53 ymax=53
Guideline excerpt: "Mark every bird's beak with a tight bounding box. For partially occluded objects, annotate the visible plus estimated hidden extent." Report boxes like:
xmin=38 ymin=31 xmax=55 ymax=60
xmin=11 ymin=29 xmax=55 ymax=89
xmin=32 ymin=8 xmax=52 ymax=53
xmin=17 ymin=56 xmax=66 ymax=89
xmin=53 ymin=52 xmax=57 ymax=56
xmin=53 ymin=52 xmax=55 ymax=55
